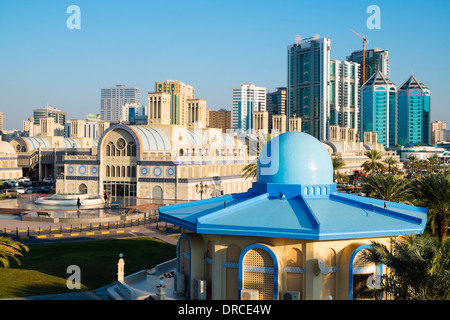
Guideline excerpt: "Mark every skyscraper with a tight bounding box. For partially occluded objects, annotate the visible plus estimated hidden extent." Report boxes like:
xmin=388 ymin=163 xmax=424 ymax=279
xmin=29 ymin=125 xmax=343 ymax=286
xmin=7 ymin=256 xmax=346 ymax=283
xmin=33 ymin=106 xmax=67 ymax=126
xmin=231 ymin=83 xmax=266 ymax=131
xmin=347 ymin=48 xmax=390 ymax=86
xmin=266 ymin=87 xmax=287 ymax=131
xmin=287 ymin=36 xmax=331 ymax=140
xmin=101 ymin=85 xmax=140 ymax=122
xmin=329 ymin=60 xmax=360 ymax=131
xmin=397 ymin=75 xmax=431 ymax=145
xmin=154 ymin=80 xmax=195 ymax=126
xmin=360 ymin=71 xmax=397 ymax=148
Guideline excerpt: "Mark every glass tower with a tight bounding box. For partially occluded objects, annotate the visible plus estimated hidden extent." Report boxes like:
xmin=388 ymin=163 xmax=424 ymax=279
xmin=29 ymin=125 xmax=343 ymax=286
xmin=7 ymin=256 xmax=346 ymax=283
xmin=397 ymin=75 xmax=431 ymax=146
xmin=360 ymin=71 xmax=397 ymax=148
xmin=287 ymin=36 xmax=331 ymax=140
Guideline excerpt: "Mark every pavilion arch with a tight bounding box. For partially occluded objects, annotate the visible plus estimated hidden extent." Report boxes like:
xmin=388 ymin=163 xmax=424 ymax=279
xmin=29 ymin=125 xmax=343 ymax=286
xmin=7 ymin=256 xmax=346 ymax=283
xmin=285 ymin=248 xmax=304 ymax=295
xmin=239 ymin=243 xmax=281 ymax=300
xmin=177 ymin=234 xmax=192 ymax=298
xmin=176 ymin=233 xmax=204 ymax=299
xmin=340 ymin=243 xmax=384 ymax=300
xmin=320 ymin=248 xmax=337 ymax=300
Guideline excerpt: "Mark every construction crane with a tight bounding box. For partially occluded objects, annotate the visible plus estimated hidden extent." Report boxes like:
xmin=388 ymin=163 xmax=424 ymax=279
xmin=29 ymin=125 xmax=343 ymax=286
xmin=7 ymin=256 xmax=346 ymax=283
xmin=351 ymin=30 xmax=369 ymax=83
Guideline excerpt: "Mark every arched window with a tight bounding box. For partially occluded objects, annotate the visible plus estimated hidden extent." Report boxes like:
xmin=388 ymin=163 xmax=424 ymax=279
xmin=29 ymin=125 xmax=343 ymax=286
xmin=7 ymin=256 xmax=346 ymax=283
xmin=343 ymin=244 xmax=384 ymax=300
xmin=111 ymin=166 xmax=115 ymax=177
xmin=240 ymin=244 xmax=279 ymax=300
xmin=127 ymin=143 xmax=133 ymax=156
xmin=122 ymin=166 xmax=125 ymax=177
xmin=79 ymin=183 xmax=87 ymax=194
xmin=178 ymin=235 xmax=191 ymax=298
xmin=152 ymin=185 xmax=163 ymax=199
xmin=131 ymin=166 xmax=136 ymax=178
xmin=285 ymin=248 xmax=304 ymax=295
xmin=117 ymin=165 xmax=121 ymax=177
xmin=127 ymin=166 xmax=130 ymax=177
xmin=106 ymin=165 xmax=110 ymax=177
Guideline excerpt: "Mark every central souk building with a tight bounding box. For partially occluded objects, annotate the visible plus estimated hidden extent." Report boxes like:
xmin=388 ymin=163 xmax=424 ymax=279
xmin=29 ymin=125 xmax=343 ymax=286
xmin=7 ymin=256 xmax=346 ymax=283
xmin=159 ymin=131 xmax=427 ymax=300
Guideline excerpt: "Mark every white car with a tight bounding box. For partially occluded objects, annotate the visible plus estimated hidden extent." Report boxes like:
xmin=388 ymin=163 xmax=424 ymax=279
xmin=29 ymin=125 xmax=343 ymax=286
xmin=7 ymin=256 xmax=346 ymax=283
xmin=15 ymin=187 xmax=25 ymax=194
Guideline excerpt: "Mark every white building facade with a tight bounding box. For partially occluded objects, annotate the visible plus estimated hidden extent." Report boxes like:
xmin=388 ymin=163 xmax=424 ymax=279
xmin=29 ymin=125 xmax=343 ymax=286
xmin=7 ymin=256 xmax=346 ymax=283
xmin=101 ymin=85 xmax=140 ymax=122
xmin=231 ymin=83 xmax=266 ymax=132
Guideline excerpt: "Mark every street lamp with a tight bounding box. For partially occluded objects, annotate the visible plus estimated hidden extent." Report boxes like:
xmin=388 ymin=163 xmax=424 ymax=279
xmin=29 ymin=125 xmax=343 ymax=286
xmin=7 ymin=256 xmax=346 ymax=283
xmin=195 ymin=181 xmax=208 ymax=200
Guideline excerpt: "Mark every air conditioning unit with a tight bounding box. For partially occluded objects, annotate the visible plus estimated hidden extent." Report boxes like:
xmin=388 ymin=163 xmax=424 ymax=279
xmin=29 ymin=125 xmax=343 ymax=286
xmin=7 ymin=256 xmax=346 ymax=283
xmin=194 ymin=278 xmax=207 ymax=300
xmin=173 ymin=272 xmax=185 ymax=295
xmin=282 ymin=291 xmax=301 ymax=300
xmin=240 ymin=289 xmax=259 ymax=300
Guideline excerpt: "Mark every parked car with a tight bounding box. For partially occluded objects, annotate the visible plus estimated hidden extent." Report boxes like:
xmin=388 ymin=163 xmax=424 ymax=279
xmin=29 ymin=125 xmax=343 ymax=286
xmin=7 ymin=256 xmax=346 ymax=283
xmin=25 ymin=187 xmax=34 ymax=194
xmin=18 ymin=177 xmax=32 ymax=186
xmin=15 ymin=186 xmax=25 ymax=194
xmin=34 ymin=188 xmax=50 ymax=194
xmin=43 ymin=177 xmax=55 ymax=184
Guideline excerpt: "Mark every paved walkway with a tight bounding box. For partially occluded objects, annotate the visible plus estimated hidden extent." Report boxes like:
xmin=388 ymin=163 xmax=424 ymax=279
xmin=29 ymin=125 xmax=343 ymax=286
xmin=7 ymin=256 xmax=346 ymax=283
xmin=0 ymin=197 xmax=180 ymax=300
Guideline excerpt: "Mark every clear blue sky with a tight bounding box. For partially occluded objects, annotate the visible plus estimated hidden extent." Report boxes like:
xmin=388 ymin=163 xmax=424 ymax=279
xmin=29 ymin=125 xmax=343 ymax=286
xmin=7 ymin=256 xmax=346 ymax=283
xmin=1 ymin=0 xmax=449 ymax=131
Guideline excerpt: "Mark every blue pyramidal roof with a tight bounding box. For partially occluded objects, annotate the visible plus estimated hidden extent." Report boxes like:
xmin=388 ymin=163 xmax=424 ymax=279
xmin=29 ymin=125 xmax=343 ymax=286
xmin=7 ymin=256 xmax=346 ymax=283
xmin=159 ymin=132 xmax=427 ymax=240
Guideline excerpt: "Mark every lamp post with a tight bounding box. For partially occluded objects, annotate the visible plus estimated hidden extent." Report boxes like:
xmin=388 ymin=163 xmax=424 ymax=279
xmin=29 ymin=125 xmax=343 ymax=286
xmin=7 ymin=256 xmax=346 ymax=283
xmin=195 ymin=181 xmax=208 ymax=200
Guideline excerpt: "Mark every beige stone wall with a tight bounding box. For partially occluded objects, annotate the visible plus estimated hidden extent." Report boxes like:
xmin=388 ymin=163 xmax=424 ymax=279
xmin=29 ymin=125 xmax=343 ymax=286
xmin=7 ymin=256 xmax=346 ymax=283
xmin=179 ymin=232 xmax=392 ymax=300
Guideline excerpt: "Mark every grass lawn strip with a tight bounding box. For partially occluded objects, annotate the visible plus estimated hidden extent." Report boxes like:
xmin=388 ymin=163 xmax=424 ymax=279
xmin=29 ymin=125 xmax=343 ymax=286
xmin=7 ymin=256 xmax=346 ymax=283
xmin=0 ymin=237 xmax=176 ymax=299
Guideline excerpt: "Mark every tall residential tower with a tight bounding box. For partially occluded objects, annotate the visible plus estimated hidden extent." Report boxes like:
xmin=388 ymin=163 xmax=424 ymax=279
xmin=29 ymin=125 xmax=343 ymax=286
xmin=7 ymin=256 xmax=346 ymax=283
xmin=329 ymin=59 xmax=360 ymax=131
xmin=266 ymin=87 xmax=287 ymax=131
xmin=231 ymin=83 xmax=266 ymax=131
xmin=360 ymin=71 xmax=397 ymax=148
xmin=101 ymin=85 xmax=140 ymax=122
xmin=287 ymin=36 xmax=331 ymax=140
xmin=397 ymin=75 xmax=431 ymax=145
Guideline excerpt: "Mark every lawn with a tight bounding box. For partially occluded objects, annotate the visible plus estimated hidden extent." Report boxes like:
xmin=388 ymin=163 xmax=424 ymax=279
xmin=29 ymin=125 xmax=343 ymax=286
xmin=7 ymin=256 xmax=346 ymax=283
xmin=0 ymin=237 xmax=176 ymax=299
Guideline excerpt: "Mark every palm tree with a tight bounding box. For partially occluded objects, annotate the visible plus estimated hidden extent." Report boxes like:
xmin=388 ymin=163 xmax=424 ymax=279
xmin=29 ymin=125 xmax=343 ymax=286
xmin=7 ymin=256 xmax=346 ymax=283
xmin=406 ymin=155 xmax=419 ymax=174
xmin=382 ymin=157 xmax=399 ymax=174
xmin=427 ymin=154 xmax=440 ymax=172
xmin=410 ymin=172 xmax=450 ymax=243
xmin=241 ymin=132 xmax=272 ymax=181
xmin=362 ymin=174 xmax=411 ymax=203
xmin=331 ymin=157 xmax=346 ymax=183
xmin=0 ymin=237 xmax=29 ymax=268
xmin=241 ymin=162 xmax=257 ymax=181
xmin=360 ymin=234 xmax=450 ymax=300
xmin=361 ymin=150 xmax=386 ymax=174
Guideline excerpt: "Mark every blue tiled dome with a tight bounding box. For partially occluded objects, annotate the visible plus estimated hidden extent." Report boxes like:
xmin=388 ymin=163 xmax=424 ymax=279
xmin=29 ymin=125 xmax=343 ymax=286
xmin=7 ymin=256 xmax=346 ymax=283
xmin=256 ymin=132 xmax=333 ymax=185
